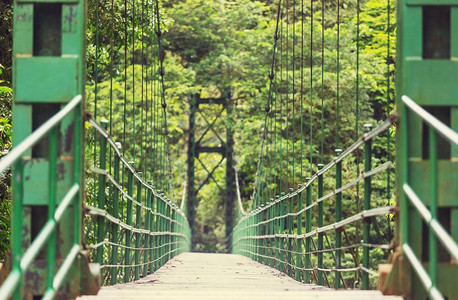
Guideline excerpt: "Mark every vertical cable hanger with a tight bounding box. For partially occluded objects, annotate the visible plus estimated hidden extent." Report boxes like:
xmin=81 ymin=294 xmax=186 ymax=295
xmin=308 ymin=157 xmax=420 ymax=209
xmin=132 ymin=0 xmax=136 ymax=163
xmin=386 ymin=0 xmax=391 ymax=197
xmin=320 ymin=0 xmax=325 ymax=164
xmin=155 ymin=0 xmax=173 ymax=194
xmin=300 ymin=0 xmax=304 ymax=183
xmin=140 ymin=0 xmax=145 ymax=175
xmin=355 ymin=0 xmax=362 ymax=280
xmin=309 ymin=0 xmax=314 ymax=176
xmin=144 ymin=0 xmax=149 ymax=180
xmin=94 ymin=0 xmax=99 ymax=123
xmin=93 ymin=0 xmax=100 ymax=203
xmin=279 ymin=1 xmax=284 ymax=195
xmin=285 ymin=0 xmax=290 ymax=191
xmin=336 ymin=0 xmax=340 ymax=150
xmin=292 ymin=0 xmax=296 ymax=189
xmin=108 ymin=0 xmax=115 ymax=172
xmin=386 ymin=0 xmax=393 ymax=240
xmin=109 ymin=0 xmax=114 ymax=135
xmin=152 ymin=19 xmax=157 ymax=186
xmin=123 ymin=0 xmax=128 ymax=155
xmin=355 ymin=0 xmax=360 ymax=143
xmin=268 ymin=80 xmax=274 ymax=200
xmin=148 ymin=2 xmax=154 ymax=182
xmin=252 ymin=0 xmax=282 ymax=207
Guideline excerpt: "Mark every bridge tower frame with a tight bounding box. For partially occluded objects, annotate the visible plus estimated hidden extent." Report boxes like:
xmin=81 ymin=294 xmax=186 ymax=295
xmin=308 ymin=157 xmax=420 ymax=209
xmin=9 ymin=0 xmax=97 ymax=298
xmin=186 ymin=93 xmax=235 ymax=252
xmin=395 ymin=0 xmax=458 ymax=298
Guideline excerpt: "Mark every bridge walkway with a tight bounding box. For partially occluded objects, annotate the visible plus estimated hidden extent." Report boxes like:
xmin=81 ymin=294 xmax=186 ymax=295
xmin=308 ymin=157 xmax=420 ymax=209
xmin=78 ymin=253 xmax=402 ymax=300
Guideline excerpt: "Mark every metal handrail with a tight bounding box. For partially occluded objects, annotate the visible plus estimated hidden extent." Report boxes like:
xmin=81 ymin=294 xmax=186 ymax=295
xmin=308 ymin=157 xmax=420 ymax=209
xmin=401 ymin=95 xmax=458 ymax=300
xmin=85 ymin=118 xmax=191 ymax=285
xmin=0 ymin=95 xmax=82 ymax=175
xmin=402 ymin=95 xmax=458 ymax=145
xmin=0 ymin=95 xmax=83 ymax=300
xmin=232 ymin=117 xmax=394 ymax=289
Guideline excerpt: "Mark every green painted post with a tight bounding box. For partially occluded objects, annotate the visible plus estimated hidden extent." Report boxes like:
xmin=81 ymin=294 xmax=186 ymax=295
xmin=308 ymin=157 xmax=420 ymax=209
xmin=166 ymin=199 xmax=172 ymax=260
xmin=362 ymin=124 xmax=372 ymax=290
xmin=279 ymin=192 xmax=285 ymax=272
xmin=296 ymin=185 xmax=303 ymax=282
xmin=252 ymin=207 xmax=257 ymax=258
xmin=134 ymin=173 xmax=143 ymax=280
xmin=429 ymin=127 xmax=438 ymax=289
xmin=124 ymin=162 xmax=135 ymax=282
xmin=159 ymin=192 xmax=165 ymax=267
xmin=400 ymin=103 xmax=408 ymax=249
xmin=260 ymin=207 xmax=263 ymax=264
xmin=164 ymin=196 xmax=169 ymax=263
xmin=171 ymin=205 xmax=177 ymax=258
xmin=287 ymin=188 xmax=293 ymax=276
xmin=152 ymin=191 xmax=158 ymax=271
xmin=305 ymin=179 xmax=312 ymax=283
xmin=156 ymin=193 xmax=162 ymax=268
xmin=144 ymin=184 xmax=152 ymax=276
xmin=11 ymin=159 xmax=23 ymax=300
xmin=72 ymin=97 xmax=83 ymax=282
xmin=72 ymin=96 xmax=83 ymax=276
xmin=46 ymin=127 xmax=58 ymax=293
xmin=248 ymin=216 xmax=252 ymax=259
xmin=96 ymin=120 xmax=108 ymax=265
xmin=256 ymin=208 xmax=260 ymax=262
xmin=317 ymin=164 xmax=324 ymax=285
xmin=252 ymin=209 xmax=256 ymax=261
xmin=275 ymin=195 xmax=280 ymax=269
xmin=263 ymin=203 xmax=268 ymax=265
xmin=163 ymin=197 xmax=168 ymax=263
xmin=335 ymin=148 xmax=342 ymax=289
xmin=250 ymin=211 xmax=255 ymax=260
xmin=396 ymin=1 xmax=458 ymax=298
xmin=11 ymin=0 xmax=86 ymax=296
xmin=110 ymin=142 xmax=122 ymax=285
xmin=269 ymin=198 xmax=275 ymax=267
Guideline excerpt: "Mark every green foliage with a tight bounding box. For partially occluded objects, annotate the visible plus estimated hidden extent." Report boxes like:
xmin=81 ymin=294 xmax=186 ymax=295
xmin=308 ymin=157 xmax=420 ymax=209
xmin=161 ymin=0 xmax=396 ymax=256
xmin=0 ymin=64 xmax=12 ymax=261
xmin=0 ymin=0 xmax=14 ymax=262
xmin=0 ymin=0 xmax=398 ymax=276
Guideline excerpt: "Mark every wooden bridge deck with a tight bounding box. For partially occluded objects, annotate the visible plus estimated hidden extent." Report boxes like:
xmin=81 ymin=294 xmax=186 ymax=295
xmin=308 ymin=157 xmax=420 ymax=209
xmin=78 ymin=253 xmax=402 ymax=300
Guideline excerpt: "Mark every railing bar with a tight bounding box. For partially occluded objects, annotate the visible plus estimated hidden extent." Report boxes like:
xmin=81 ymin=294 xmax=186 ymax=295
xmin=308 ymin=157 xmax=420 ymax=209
xmin=403 ymin=184 xmax=458 ymax=261
xmin=238 ymin=249 xmax=380 ymax=275
xmin=241 ymin=201 xmax=392 ymax=232
xmin=100 ymin=247 xmax=185 ymax=269
xmin=19 ymin=185 xmax=80 ymax=271
xmin=235 ymin=161 xmax=392 ymax=227
xmin=0 ymin=271 xmax=20 ymax=300
xmin=85 ymin=206 xmax=190 ymax=240
xmin=236 ymin=206 xmax=393 ymax=241
xmin=0 ymin=95 xmax=82 ymax=176
xmin=55 ymin=184 xmax=80 ymax=221
xmin=89 ymin=167 xmax=184 ymax=226
xmin=88 ymin=118 xmax=188 ymax=220
xmin=402 ymin=95 xmax=458 ymax=145
xmin=234 ymin=118 xmax=392 ymax=223
xmin=240 ymin=241 xmax=391 ymax=255
xmin=42 ymin=244 xmax=81 ymax=300
xmin=402 ymin=244 xmax=443 ymax=300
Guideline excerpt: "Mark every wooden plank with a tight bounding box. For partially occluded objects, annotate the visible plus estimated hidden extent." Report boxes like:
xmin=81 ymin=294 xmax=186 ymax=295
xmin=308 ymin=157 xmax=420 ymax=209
xmin=78 ymin=253 xmax=402 ymax=300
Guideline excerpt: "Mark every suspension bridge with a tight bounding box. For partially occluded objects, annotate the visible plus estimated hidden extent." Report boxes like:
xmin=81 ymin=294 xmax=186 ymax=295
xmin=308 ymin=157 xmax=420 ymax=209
xmin=0 ymin=0 xmax=457 ymax=299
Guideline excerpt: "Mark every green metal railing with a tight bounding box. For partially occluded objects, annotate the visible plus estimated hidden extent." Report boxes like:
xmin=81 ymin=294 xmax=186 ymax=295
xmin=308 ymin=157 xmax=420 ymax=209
xmin=0 ymin=105 xmax=190 ymax=299
xmin=0 ymin=95 xmax=83 ymax=300
xmin=400 ymin=95 xmax=458 ymax=300
xmin=232 ymin=118 xmax=394 ymax=289
xmin=85 ymin=118 xmax=191 ymax=285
